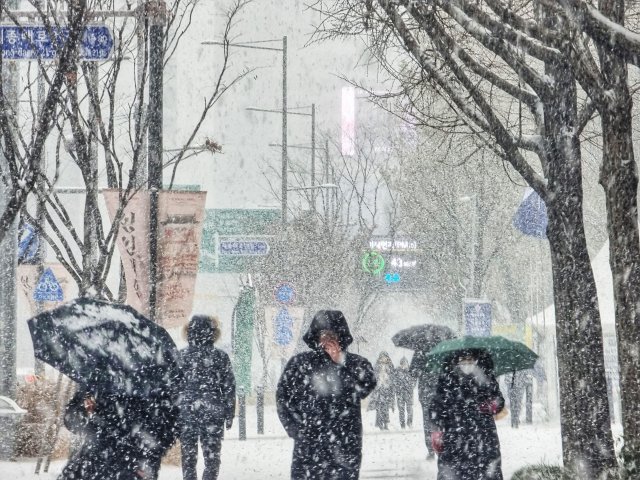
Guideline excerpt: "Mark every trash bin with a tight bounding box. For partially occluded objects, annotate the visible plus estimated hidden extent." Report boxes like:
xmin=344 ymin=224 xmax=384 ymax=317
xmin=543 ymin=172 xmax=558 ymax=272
xmin=0 ymin=396 xmax=27 ymax=460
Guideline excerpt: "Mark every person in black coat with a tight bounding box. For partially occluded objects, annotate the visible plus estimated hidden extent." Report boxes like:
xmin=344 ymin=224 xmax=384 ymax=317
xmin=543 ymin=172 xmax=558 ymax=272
xmin=394 ymin=357 xmax=416 ymax=429
xmin=409 ymin=351 xmax=439 ymax=459
xmin=277 ymin=310 xmax=376 ymax=480
xmin=179 ymin=315 xmax=236 ymax=480
xmin=59 ymin=387 xmax=166 ymax=480
xmin=428 ymin=349 xmax=505 ymax=480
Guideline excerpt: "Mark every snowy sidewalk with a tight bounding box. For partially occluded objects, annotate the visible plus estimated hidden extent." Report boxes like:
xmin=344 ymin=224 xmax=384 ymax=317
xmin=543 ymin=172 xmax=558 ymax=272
xmin=1 ymin=415 xmax=567 ymax=479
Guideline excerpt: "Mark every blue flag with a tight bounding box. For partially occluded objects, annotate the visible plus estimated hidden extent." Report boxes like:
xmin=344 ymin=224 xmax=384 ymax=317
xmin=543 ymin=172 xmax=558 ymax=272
xmin=513 ymin=188 xmax=548 ymax=239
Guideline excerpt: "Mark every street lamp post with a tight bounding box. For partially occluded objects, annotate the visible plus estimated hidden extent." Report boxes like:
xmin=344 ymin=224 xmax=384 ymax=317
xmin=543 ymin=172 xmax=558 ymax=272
xmin=202 ymin=37 xmax=288 ymax=223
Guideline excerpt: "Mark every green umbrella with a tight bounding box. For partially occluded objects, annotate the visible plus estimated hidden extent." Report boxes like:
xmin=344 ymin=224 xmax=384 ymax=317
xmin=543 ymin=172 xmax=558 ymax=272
xmin=424 ymin=335 xmax=538 ymax=377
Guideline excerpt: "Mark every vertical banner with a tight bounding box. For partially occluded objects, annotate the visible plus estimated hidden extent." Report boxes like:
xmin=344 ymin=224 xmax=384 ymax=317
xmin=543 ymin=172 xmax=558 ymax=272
xmin=341 ymin=86 xmax=356 ymax=156
xmin=464 ymin=299 xmax=492 ymax=336
xmin=156 ymin=191 xmax=207 ymax=328
xmin=233 ymin=287 xmax=255 ymax=392
xmin=103 ymin=190 xmax=151 ymax=317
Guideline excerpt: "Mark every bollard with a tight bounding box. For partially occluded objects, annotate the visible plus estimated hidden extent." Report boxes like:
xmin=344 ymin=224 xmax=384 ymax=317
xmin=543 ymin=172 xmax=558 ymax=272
xmin=256 ymin=385 xmax=264 ymax=435
xmin=238 ymin=387 xmax=247 ymax=441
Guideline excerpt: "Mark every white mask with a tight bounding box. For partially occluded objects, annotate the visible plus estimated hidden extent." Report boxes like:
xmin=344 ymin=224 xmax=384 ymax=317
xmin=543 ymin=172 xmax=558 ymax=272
xmin=458 ymin=362 xmax=477 ymax=375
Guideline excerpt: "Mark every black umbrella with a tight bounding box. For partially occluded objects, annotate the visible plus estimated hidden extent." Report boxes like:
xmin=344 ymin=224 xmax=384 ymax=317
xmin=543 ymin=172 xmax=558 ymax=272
xmin=392 ymin=324 xmax=457 ymax=352
xmin=28 ymin=297 xmax=181 ymax=399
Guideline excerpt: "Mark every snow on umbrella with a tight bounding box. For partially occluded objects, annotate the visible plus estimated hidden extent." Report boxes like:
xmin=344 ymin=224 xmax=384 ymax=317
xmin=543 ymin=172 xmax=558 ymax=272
xmin=424 ymin=335 xmax=538 ymax=377
xmin=27 ymin=296 xmax=181 ymax=399
xmin=392 ymin=324 xmax=457 ymax=352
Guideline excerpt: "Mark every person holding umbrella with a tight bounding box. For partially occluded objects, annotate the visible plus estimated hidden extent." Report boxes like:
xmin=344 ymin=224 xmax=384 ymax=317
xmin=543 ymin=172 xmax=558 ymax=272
xmin=28 ymin=298 xmax=182 ymax=480
xmin=429 ymin=349 xmax=505 ymax=480
xmin=391 ymin=324 xmax=456 ymax=459
xmin=179 ymin=315 xmax=236 ymax=480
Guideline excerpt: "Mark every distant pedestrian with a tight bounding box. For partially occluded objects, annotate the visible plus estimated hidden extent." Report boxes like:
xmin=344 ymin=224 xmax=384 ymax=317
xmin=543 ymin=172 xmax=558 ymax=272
xmin=370 ymin=352 xmax=395 ymax=430
xmin=277 ymin=310 xmax=376 ymax=479
xmin=429 ymin=349 xmax=505 ymax=480
xmin=179 ymin=315 xmax=236 ymax=480
xmin=394 ymin=357 xmax=416 ymax=429
xmin=410 ymin=350 xmax=439 ymax=459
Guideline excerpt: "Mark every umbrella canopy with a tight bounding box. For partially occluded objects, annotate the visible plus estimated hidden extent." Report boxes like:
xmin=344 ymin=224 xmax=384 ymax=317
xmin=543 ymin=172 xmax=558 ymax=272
xmin=392 ymin=324 xmax=457 ymax=352
xmin=424 ymin=335 xmax=538 ymax=377
xmin=28 ymin=297 xmax=181 ymax=398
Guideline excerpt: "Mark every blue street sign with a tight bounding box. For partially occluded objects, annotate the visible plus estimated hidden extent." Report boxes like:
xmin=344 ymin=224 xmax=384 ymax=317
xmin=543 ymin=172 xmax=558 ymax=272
xmin=384 ymin=272 xmax=401 ymax=284
xmin=18 ymin=223 xmax=39 ymax=263
xmin=274 ymin=307 xmax=294 ymax=346
xmin=33 ymin=267 xmax=63 ymax=302
xmin=219 ymin=240 xmax=270 ymax=256
xmin=0 ymin=25 xmax=113 ymax=61
xmin=464 ymin=300 xmax=492 ymax=336
xmin=513 ymin=188 xmax=548 ymax=239
xmin=274 ymin=282 xmax=296 ymax=305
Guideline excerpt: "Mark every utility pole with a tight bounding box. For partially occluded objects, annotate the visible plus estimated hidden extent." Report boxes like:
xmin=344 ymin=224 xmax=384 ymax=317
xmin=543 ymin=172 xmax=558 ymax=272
xmin=147 ymin=0 xmax=166 ymax=322
xmin=0 ymin=0 xmax=20 ymax=399
xmin=281 ymin=36 xmax=287 ymax=225
xmin=310 ymin=103 xmax=316 ymax=213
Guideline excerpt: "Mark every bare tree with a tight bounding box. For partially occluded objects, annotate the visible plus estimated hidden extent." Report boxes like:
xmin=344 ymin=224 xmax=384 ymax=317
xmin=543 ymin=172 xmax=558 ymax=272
xmin=312 ymin=0 xmax=617 ymax=474
xmin=13 ymin=0 xmax=251 ymax=296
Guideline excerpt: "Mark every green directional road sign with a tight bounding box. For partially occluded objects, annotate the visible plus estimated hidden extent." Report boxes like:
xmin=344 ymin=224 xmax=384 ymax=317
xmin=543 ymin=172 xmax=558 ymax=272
xmin=199 ymin=209 xmax=280 ymax=273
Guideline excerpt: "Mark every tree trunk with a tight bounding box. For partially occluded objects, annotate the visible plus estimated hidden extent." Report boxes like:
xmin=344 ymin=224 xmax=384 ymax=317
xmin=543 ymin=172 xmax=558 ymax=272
xmin=544 ymin=53 xmax=617 ymax=477
xmin=597 ymin=0 xmax=640 ymax=472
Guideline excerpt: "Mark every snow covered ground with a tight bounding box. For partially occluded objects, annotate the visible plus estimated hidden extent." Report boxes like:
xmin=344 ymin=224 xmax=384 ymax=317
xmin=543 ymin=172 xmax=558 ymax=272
xmin=0 ymin=404 xmax=579 ymax=479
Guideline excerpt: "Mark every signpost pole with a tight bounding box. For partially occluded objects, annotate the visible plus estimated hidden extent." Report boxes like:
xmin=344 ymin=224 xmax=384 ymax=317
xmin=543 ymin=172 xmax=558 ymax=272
xmin=281 ymin=36 xmax=288 ymax=225
xmin=147 ymin=1 xmax=166 ymax=322
xmin=0 ymin=0 xmax=20 ymax=401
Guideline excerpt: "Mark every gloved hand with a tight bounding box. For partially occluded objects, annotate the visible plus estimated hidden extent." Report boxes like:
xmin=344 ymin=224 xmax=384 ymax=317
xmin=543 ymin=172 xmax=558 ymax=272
xmin=431 ymin=430 xmax=444 ymax=454
xmin=225 ymin=417 xmax=233 ymax=430
xmin=478 ymin=399 xmax=500 ymax=415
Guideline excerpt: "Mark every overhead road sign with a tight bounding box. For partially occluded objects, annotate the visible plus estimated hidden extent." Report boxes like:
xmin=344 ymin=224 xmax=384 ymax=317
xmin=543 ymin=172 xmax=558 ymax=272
xmin=0 ymin=25 xmax=114 ymax=61
xmin=219 ymin=240 xmax=270 ymax=256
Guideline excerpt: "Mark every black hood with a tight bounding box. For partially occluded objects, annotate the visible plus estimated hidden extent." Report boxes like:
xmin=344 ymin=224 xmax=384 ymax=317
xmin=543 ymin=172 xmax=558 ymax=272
xmin=187 ymin=315 xmax=215 ymax=347
xmin=303 ymin=310 xmax=353 ymax=350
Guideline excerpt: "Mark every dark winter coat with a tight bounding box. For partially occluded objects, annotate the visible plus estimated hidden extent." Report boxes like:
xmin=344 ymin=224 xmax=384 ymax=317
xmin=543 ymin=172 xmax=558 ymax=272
xmin=277 ymin=310 xmax=376 ymax=479
xmin=178 ymin=316 xmax=236 ymax=427
xmin=59 ymin=389 xmax=166 ymax=480
xmin=428 ymin=352 xmax=505 ymax=480
xmin=394 ymin=367 xmax=416 ymax=401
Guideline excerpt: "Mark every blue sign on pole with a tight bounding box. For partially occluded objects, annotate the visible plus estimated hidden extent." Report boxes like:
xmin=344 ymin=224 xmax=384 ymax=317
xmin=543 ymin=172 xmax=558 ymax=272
xmin=33 ymin=267 xmax=63 ymax=302
xmin=0 ymin=25 xmax=114 ymax=61
xmin=18 ymin=223 xmax=39 ymax=263
xmin=274 ymin=282 xmax=296 ymax=305
xmin=274 ymin=307 xmax=294 ymax=346
xmin=513 ymin=188 xmax=548 ymax=239
xmin=219 ymin=240 xmax=270 ymax=256
xmin=464 ymin=299 xmax=492 ymax=337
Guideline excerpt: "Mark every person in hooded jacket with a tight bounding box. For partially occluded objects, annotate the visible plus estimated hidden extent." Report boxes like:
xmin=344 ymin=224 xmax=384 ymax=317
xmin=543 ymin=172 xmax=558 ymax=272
xmin=428 ymin=349 xmax=505 ymax=480
xmin=276 ymin=310 xmax=377 ymax=480
xmin=371 ymin=352 xmax=395 ymax=430
xmin=179 ymin=315 xmax=236 ymax=480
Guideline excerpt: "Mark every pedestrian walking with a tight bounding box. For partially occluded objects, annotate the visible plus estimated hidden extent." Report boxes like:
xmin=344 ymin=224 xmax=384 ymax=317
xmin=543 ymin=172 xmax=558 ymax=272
xmin=370 ymin=352 xmax=395 ymax=430
xmin=428 ymin=349 xmax=505 ymax=480
xmin=59 ymin=387 xmax=162 ymax=480
xmin=394 ymin=357 xmax=416 ymax=429
xmin=179 ymin=315 xmax=236 ymax=480
xmin=277 ymin=310 xmax=376 ymax=480
xmin=410 ymin=350 xmax=439 ymax=459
